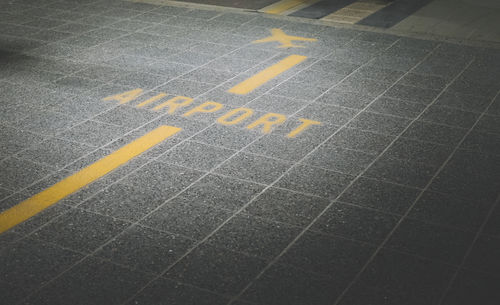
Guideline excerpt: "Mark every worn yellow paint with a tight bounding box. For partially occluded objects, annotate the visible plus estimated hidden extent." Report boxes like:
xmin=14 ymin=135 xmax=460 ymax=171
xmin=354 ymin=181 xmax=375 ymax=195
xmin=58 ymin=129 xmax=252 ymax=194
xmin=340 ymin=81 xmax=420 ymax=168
xmin=137 ymin=93 xmax=168 ymax=108
xmin=253 ymin=28 xmax=317 ymax=48
xmin=321 ymin=0 xmax=389 ymax=24
xmin=228 ymin=55 xmax=307 ymax=95
xmin=261 ymin=0 xmax=309 ymax=14
xmin=217 ymin=108 xmax=254 ymax=126
xmin=153 ymin=96 xmax=193 ymax=113
xmin=287 ymin=118 xmax=321 ymax=138
xmin=102 ymin=88 xmax=143 ymax=104
xmin=247 ymin=113 xmax=287 ymax=134
xmin=0 ymin=126 xmax=181 ymax=234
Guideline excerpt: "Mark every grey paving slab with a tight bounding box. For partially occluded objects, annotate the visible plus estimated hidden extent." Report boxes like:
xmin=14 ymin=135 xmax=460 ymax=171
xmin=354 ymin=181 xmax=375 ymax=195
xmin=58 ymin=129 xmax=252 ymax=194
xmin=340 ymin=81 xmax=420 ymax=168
xmin=128 ymin=277 xmax=229 ymax=305
xmin=461 ymin=130 xmax=500 ymax=156
xmin=0 ymin=157 xmax=53 ymax=191
xmin=179 ymin=174 xmax=264 ymax=211
xmin=435 ymin=91 xmax=492 ymax=113
xmin=0 ymin=238 xmax=83 ymax=304
xmin=243 ymin=187 xmax=329 ymax=228
xmin=241 ymin=263 xmax=343 ymax=305
xmin=430 ymin=150 xmax=500 ymax=201
xmin=16 ymin=137 xmax=95 ymax=169
xmin=347 ymin=111 xmax=412 ymax=136
xmin=304 ymin=144 xmax=375 ymax=176
xmin=382 ymin=84 xmax=441 ymax=105
xmin=386 ymin=218 xmax=475 ymax=265
xmin=337 ymin=249 xmax=455 ymax=305
xmin=402 ymin=120 xmax=468 ymax=146
xmin=442 ymin=269 xmax=500 ymax=305
xmin=158 ymin=140 xmax=234 ymax=171
xmin=141 ymin=195 xmax=233 ymax=240
xmin=383 ymin=137 xmax=454 ymax=169
xmin=79 ymin=183 xmax=172 ymax=222
xmin=408 ymin=191 xmax=493 ymax=231
xmin=165 ymin=244 xmax=267 ymax=296
xmin=9 ymin=111 xmax=78 ymax=136
xmin=420 ymin=105 xmax=481 ymax=129
xmin=32 ymin=208 xmax=130 ymax=253
xmin=58 ymin=120 xmax=130 ymax=147
xmin=22 ymin=256 xmax=153 ymax=305
xmin=95 ymin=224 xmax=194 ymax=274
xmin=281 ymin=231 xmax=376 ymax=280
xmin=119 ymin=161 xmax=204 ymax=196
xmin=339 ymin=177 xmax=420 ymax=215
xmin=0 ymin=125 xmax=46 ymax=157
xmin=192 ymin=124 xmax=261 ymax=150
xmin=215 ymin=152 xmax=292 ymax=184
xmin=364 ymin=154 xmax=438 ymax=188
xmin=351 ymin=65 xmax=405 ymax=85
xmin=277 ymin=164 xmax=353 ymax=199
xmin=367 ymin=97 xmax=427 ymax=119
xmin=94 ymin=106 xmax=161 ymax=129
xmin=207 ymin=213 xmax=302 ymax=259
xmin=311 ymin=201 xmax=399 ymax=243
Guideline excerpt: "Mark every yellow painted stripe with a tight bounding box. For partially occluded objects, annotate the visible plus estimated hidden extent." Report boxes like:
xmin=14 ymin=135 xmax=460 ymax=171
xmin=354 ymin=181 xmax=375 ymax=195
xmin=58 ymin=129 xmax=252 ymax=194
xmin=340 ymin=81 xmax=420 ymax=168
xmin=0 ymin=125 xmax=181 ymax=234
xmin=321 ymin=0 xmax=389 ymax=23
xmin=228 ymin=55 xmax=307 ymax=95
xmin=261 ymin=0 xmax=308 ymax=14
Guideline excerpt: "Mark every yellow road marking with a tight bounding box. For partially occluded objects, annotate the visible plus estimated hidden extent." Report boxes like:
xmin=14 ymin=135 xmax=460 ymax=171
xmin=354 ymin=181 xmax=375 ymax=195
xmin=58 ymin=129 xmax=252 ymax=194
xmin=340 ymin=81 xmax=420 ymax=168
xmin=0 ymin=125 xmax=181 ymax=234
xmin=253 ymin=28 xmax=317 ymax=48
xmin=261 ymin=0 xmax=311 ymax=14
xmin=321 ymin=0 xmax=389 ymax=24
xmin=228 ymin=55 xmax=307 ymax=95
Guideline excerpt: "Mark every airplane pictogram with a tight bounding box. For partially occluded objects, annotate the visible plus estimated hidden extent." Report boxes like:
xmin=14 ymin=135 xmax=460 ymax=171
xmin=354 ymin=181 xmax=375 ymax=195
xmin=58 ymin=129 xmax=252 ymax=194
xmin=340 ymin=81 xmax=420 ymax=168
xmin=252 ymin=28 xmax=317 ymax=48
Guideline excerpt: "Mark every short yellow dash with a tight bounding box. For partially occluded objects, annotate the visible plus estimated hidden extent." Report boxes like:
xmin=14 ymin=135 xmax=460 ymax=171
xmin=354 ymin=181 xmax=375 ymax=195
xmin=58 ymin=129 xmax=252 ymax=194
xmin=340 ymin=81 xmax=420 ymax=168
xmin=0 ymin=125 xmax=181 ymax=234
xmin=228 ymin=55 xmax=307 ymax=95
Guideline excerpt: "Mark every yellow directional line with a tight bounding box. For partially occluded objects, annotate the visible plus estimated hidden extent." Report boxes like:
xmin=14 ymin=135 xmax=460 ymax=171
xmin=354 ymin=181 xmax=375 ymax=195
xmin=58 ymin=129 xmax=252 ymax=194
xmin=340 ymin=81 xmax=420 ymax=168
xmin=228 ymin=55 xmax=307 ymax=95
xmin=0 ymin=125 xmax=181 ymax=234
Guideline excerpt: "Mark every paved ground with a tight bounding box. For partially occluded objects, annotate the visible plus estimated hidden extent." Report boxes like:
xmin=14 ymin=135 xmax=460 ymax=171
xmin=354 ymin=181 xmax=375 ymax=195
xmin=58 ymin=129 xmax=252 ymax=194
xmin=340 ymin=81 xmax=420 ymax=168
xmin=1 ymin=0 xmax=500 ymax=304
xmin=153 ymin=0 xmax=500 ymax=44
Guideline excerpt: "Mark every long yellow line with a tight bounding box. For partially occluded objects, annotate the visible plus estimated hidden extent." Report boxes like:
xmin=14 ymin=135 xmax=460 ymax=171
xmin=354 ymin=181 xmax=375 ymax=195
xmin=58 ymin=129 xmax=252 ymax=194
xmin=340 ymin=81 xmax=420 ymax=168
xmin=261 ymin=0 xmax=308 ymax=14
xmin=0 ymin=125 xmax=181 ymax=234
xmin=228 ymin=55 xmax=307 ymax=95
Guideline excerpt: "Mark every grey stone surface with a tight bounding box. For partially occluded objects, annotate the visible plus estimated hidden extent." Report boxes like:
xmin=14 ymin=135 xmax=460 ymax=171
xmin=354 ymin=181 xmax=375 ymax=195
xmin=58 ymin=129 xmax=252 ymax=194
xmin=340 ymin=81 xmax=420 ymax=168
xmin=32 ymin=209 xmax=129 ymax=253
xmin=243 ymin=187 xmax=329 ymax=227
xmin=0 ymin=157 xmax=53 ymax=191
xmin=165 ymin=244 xmax=267 ymax=296
xmin=207 ymin=213 xmax=302 ymax=259
xmin=158 ymin=140 xmax=234 ymax=171
xmin=215 ymin=152 xmax=292 ymax=184
xmin=128 ymin=277 xmax=229 ymax=305
xmin=95 ymin=225 xmax=193 ymax=274
xmin=23 ymin=257 xmax=153 ymax=305
xmin=1 ymin=1 xmax=499 ymax=303
xmin=180 ymin=174 xmax=264 ymax=211
xmin=277 ymin=164 xmax=353 ymax=199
